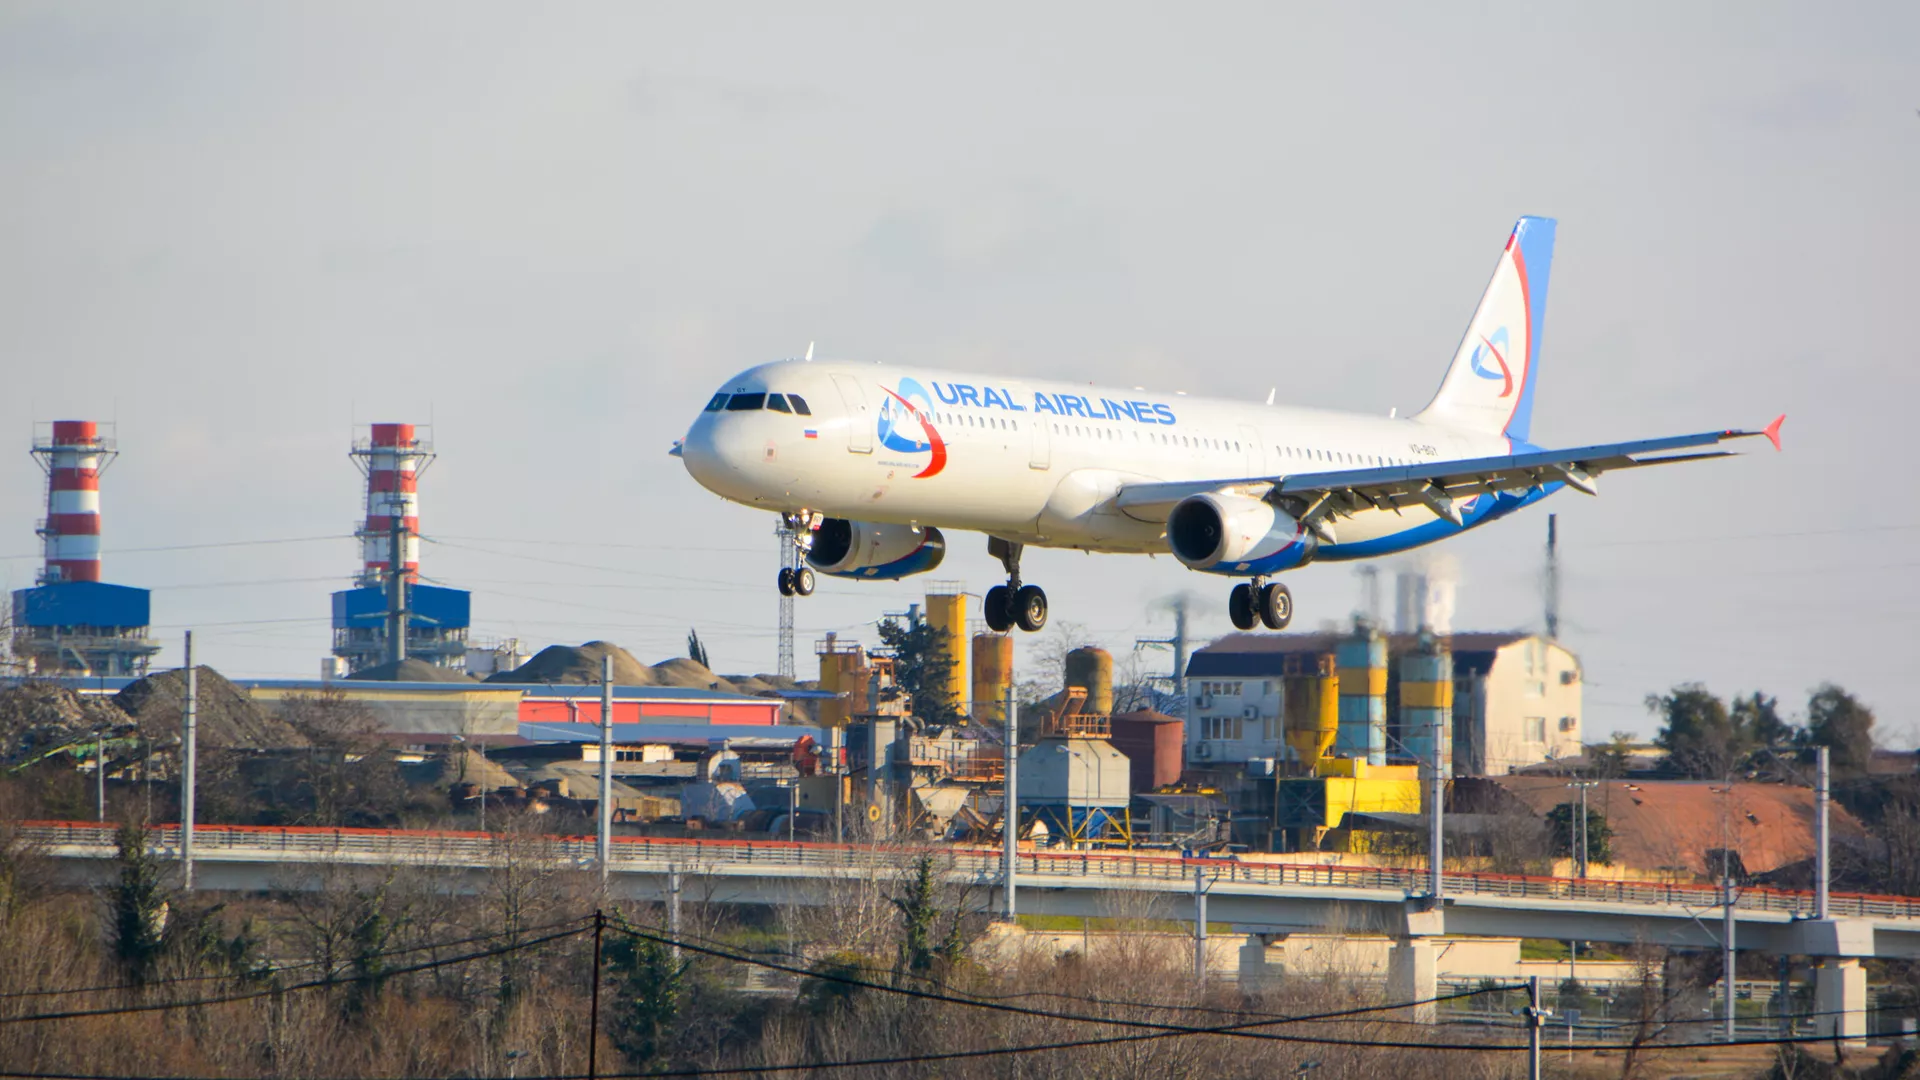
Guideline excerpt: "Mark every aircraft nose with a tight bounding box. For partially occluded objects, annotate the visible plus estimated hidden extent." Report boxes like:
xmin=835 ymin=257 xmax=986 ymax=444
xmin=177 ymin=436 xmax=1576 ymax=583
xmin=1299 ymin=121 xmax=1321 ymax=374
xmin=679 ymin=415 xmax=759 ymax=500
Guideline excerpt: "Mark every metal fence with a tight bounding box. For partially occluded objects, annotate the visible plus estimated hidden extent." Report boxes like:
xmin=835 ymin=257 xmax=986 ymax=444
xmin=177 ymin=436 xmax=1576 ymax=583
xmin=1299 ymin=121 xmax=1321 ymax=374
xmin=21 ymin=820 xmax=1920 ymax=922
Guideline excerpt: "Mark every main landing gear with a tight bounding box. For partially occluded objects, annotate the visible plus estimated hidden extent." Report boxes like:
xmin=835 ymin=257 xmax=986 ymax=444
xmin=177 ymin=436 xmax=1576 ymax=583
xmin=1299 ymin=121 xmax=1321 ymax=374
xmin=1229 ymin=579 xmax=1292 ymax=632
xmin=983 ymin=538 xmax=1047 ymax=634
xmin=776 ymin=512 xmax=816 ymax=598
xmin=776 ymin=565 xmax=814 ymax=597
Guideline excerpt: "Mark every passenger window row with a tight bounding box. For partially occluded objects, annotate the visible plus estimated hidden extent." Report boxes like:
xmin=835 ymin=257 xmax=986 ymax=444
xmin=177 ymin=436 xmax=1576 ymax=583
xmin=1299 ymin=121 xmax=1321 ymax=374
xmin=706 ymin=392 xmax=812 ymax=415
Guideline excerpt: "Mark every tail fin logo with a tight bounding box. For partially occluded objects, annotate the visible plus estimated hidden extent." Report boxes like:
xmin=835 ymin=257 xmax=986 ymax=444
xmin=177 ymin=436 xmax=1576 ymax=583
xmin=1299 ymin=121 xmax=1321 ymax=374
xmin=1469 ymin=327 xmax=1514 ymax=398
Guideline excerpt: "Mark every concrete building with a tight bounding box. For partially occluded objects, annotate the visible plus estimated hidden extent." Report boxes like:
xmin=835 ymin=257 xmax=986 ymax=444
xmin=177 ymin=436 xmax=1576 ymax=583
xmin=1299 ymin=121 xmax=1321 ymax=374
xmin=1186 ymin=631 xmax=1582 ymax=776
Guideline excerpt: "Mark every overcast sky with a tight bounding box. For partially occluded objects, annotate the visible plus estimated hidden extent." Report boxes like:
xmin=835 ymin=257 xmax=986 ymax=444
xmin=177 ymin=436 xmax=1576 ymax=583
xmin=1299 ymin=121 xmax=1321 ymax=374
xmin=3 ymin=4 xmax=1915 ymax=744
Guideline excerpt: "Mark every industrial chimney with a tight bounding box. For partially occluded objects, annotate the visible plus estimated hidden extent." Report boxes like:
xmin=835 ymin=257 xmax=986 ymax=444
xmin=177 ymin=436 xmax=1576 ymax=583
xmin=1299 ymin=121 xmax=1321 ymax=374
xmin=34 ymin=420 xmax=113 ymax=584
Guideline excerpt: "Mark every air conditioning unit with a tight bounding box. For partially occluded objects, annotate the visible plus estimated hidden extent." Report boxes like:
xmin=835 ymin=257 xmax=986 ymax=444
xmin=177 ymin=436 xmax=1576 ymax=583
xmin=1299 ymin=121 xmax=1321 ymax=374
xmin=1242 ymin=705 xmax=1261 ymax=720
xmin=1194 ymin=742 xmax=1213 ymax=759
xmin=1195 ymin=695 xmax=1214 ymax=710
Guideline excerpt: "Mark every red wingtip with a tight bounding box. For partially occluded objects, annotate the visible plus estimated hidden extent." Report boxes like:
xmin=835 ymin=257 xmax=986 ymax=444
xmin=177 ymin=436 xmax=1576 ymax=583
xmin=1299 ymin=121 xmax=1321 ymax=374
xmin=1763 ymin=413 xmax=1785 ymax=451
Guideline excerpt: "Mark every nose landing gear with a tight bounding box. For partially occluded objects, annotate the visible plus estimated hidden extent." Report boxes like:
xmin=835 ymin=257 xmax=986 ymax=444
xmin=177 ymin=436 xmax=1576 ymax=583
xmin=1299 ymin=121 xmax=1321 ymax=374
xmin=1229 ymin=579 xmax=1293 ymax=631
xmin=776 ymin=512 xmax=816 ymax=597
xmin=983 ymin=538 xmax=1048 ymax=633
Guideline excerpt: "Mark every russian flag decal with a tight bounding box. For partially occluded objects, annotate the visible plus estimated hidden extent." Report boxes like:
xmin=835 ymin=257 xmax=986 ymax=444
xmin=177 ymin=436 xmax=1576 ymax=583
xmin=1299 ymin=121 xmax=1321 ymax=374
xmin=803 ymin=429 xmax=818 ymax=439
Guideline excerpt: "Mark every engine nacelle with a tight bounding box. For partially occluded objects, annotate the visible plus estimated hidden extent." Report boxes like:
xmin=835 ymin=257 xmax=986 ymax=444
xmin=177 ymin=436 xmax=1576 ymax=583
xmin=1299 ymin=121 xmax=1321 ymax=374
xmin=1166 ymin=493 xmax=1316 ymax=574
xmin=807 ymin=519 xmax=947 ymax=579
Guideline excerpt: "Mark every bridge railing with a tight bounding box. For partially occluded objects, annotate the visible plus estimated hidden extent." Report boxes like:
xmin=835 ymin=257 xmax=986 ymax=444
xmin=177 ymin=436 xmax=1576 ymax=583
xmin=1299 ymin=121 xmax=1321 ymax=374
xmin=19 ymin=821 xmax=1920 ymax=921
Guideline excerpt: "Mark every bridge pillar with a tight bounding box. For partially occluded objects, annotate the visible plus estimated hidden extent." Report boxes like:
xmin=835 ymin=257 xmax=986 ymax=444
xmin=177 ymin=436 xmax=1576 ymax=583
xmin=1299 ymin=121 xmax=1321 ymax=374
xmin=1238 ymin=935 xmax=1275 ymax=990
xmin=1814 ymin=959 xmax=1867 ymax=1044
xmin=1388 ymin=938 xmax=1439 ymax=1023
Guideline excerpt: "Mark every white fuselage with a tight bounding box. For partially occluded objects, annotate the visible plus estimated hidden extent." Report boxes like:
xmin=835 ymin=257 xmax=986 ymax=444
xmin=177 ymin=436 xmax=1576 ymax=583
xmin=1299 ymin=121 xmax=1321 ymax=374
xmin=679 ymin=360 xmax=1532 ymax=567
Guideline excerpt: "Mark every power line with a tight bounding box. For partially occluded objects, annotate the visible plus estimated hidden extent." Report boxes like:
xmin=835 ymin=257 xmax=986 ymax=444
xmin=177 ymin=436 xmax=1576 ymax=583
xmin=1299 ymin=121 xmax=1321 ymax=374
xmin=0 ymin=925 xmax=587 ymax=1026
xmin=0 ymin=535 xmax=351 ymax=562
xmin=603 ymin=920 xmax=1520 ymax=1049
xmin=0 ymin=916 xmax=591 ymax=1001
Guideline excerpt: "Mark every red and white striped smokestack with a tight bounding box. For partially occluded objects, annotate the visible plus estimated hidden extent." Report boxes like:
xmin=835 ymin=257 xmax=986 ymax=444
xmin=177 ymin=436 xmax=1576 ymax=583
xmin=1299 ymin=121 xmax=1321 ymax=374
xmin=353 ymin=423 xmax=434 ymax=586
xmin=32 ymin=420 xmax=115 ymax=585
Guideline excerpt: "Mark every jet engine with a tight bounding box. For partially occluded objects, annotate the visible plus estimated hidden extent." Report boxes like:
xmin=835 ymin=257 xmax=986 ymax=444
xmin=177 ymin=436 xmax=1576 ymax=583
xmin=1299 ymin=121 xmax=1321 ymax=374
xmin=1166 ymin=493 xmax=1317 ymax=573
xmin=806 ymin=519 xmax=947 ymax=579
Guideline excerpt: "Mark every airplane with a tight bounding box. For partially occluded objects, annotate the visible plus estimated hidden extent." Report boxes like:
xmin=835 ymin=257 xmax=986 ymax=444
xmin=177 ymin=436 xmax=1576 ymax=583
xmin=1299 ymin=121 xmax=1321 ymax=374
xmin=675 ymin=216 xmax=1782 ymax=634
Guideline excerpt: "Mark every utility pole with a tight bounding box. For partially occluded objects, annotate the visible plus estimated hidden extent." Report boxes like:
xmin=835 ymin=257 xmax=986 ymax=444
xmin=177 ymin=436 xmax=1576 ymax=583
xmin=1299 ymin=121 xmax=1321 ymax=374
xmin=1429 ymin=709 xmax=1445 ymax=898
xmin=1523 ymin=975 xmax=1549 ymax=1080
xmin=386 ymin=511 xmax=408 ymax=664
xmin=1193 ymin=867 xmax=1210 ymax=985
xmin=1545 ymin=514 xmax=1561 ymax=641
xmin=94 ymin=724 xmax=105 ymax=822
xmin=1724 ymin=872 xmax=1737 ymax=1042
xmin=666 ymin=865 xmax=682 ymax=964
xmin=598 ymin=654 xmax=614 ymax=883
xmin=1816 ymin=746 xmax=1830 ymax=920
xmin=181 ymin=630 xmax=197 ymax=891
xmin=1002 ymin=678 xmax=1018 ymax=921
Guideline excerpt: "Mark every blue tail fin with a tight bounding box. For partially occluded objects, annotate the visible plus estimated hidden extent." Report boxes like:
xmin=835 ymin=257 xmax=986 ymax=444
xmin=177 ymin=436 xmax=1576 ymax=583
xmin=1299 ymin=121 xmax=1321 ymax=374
xmin=1413 ymin=216 xmax=1556 ymax=444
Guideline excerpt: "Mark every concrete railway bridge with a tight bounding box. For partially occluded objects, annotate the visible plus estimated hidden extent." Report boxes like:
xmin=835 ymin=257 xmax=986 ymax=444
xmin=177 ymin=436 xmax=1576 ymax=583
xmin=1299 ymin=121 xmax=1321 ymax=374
xmin=26 ymin=820 xmax=1919 ymax=1039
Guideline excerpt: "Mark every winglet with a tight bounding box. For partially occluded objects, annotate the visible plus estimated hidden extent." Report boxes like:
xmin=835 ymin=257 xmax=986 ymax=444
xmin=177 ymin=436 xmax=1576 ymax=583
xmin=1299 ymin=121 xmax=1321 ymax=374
xmin=1763 ymin=414 xmax=1785 ymax=451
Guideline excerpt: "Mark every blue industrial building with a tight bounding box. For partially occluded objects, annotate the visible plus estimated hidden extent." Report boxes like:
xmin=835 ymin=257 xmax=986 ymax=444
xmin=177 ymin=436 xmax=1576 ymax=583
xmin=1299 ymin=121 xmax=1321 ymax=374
xmin=10 ymin=581 xmax=162 ymax=677
xmin=329 ymin=584 xmax=471 ymax=673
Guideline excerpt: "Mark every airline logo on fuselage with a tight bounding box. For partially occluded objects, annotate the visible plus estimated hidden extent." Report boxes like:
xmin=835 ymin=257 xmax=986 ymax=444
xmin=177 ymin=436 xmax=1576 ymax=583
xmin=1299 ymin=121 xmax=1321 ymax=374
xmin=927 ymin=380 xmax=1178 ymax=425
xmin=875 ymin=377 xmax=1181 ymax=480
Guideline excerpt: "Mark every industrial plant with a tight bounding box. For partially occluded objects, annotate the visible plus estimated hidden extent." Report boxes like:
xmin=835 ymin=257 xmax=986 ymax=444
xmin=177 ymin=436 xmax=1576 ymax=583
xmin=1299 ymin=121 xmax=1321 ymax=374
xmin=8 ymin=421 xmax=159 ymax=678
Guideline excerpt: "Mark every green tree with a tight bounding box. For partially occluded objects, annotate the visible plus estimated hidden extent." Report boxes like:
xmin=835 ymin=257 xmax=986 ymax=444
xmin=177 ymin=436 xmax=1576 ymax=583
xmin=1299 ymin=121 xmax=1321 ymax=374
xmin=686 ymin=628 xmax=710 ymax=670
xmin=1805 ymin=683 xmax=1875 ymax=775
xmin=1546 ymin=802 xmax=1614 ymax=865
xmin=107 ymin=822 xmax=169 ymax=983
xmin=605 ymin=914 xmax=687 ymax=1071
xmin=1588 ymin=732 xmax=1637 ymax=779
xmin=891 ymin=853 xmax=965 ymax=976
xmin=1648 ymin=684 xmax=1749 ymax=779
xmin=1732 ymin=692 xmax=1794 ymax=753
xmin=875 ymin=616 xmax=963 ymax=726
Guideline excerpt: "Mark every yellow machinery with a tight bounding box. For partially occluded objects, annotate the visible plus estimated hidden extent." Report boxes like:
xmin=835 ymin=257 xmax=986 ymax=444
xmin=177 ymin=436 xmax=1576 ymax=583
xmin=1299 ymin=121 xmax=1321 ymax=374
xmin=1272 ymin=647 xmax=1421 ymax=850
xmin=924 ymin=585 xmax=968 ymax=717
xmin=971 ymin=632 xmax=1012 ymax=727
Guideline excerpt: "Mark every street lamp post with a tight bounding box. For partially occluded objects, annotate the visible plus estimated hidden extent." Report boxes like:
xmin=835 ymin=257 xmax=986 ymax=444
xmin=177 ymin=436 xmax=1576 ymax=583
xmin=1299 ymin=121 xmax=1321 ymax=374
xmin=1564 ymin=781 xmax=1598 ymax=879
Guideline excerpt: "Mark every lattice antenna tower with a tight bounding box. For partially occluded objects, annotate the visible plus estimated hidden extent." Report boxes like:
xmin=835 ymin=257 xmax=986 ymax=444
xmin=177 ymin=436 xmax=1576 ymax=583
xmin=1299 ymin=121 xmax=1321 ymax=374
xmin=776 ymin=520 xmax=796 ymax=678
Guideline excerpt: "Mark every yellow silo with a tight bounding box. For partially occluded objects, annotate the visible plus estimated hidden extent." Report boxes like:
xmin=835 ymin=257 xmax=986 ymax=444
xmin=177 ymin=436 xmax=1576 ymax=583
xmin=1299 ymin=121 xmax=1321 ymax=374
xmin=1283 ymin=652 xmax=1340 ymax=773
xmin=1064 ymin=647 xmax=1114 ymax=715
xmin=816 ymin=634 xmax=866 ymax=727
xmin=924 ymin=586 xmax=969 ymax=717
xmin=972 ymin=632 xmax=1013 ymax=727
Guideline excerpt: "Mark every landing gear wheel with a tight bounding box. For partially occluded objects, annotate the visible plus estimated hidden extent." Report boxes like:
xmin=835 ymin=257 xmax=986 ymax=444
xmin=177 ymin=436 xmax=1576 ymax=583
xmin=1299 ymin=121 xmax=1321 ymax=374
xmin=983 ymin=585 xmax=1013 ymax=633
xmin=1258 ymin=582 xmax=1292 ymax=631
xmin=777 ymin=567 xmax=796 ymax=597
xmin=1229 ymin=584 xmax=1256 ymax=631
xmin=793 ymin=566 xmax=816 ymax=597
xmin=1013 ymin=585 xmax=1049 ymax=633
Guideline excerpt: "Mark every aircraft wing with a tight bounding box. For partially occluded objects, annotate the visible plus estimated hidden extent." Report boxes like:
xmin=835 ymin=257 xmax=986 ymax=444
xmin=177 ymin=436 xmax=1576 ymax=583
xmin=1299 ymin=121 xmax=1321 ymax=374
xmin=1114 ymin=416 xmax=1783 ymax=534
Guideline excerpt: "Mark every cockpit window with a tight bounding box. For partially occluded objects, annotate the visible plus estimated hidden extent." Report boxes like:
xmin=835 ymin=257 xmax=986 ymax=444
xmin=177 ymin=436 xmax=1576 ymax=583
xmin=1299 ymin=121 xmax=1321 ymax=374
xmin=787 ymin=394 xmax=811 ymax=415
xmin=726 ymin=393 xmax=767 ymax=411
xmin=705 ymin=393 xmax=729 ymax=412
xmin=767 ymin=393 xmax=792 ymax=414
